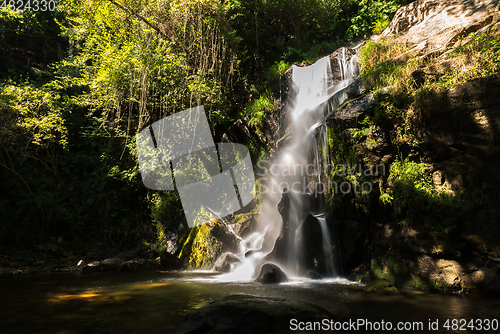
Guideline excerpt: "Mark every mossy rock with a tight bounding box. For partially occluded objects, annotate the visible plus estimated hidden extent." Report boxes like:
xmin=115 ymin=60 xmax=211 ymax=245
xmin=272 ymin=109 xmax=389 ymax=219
xmin=188 ymin=222 xmax=223 ymax=270
xmin=370 ymin=255 xmax=417 ymax=288
xmin=402 ymin=276 xmax=431 ymax=291
xmin=364 ymin=279 xmax=400 ymax=295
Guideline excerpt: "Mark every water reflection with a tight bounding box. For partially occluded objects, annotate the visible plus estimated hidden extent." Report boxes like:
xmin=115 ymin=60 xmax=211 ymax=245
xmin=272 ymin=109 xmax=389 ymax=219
xmin=0 ymin=272 xmax=499 ymax=334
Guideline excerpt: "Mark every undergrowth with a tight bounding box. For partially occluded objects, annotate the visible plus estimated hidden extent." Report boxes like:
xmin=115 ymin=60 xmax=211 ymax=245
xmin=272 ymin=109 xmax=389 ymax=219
xmin=355 ymin=24 xmax=500 ymax=236
xmin=376 ymin=157 xmax=461 ymax=236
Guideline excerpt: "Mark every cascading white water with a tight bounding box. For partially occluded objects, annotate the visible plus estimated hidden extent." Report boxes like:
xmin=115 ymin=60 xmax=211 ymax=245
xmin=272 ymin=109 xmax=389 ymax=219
xmin=316 ymin=216 xmax=335 ymax=276
xmin=218 ymin=49 xmax=357 ymax=282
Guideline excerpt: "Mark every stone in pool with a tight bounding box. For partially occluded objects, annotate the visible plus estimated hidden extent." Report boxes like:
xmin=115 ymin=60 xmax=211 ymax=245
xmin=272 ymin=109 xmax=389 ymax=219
xmin=255 ymin=263 xmax=288 ymax=284
xmin=175 ymin=294 xmax=338 ymax=334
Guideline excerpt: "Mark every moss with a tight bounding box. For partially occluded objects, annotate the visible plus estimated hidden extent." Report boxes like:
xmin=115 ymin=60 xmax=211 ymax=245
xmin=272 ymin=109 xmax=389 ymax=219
xmin=402 ymin=276 xmax=430 ymax=291
xmin=353 ymin=270 xmax=373 ymax=284
xmin=178 ymin=226 xmax=198 ymax=261
xmin=371 ymin=256 xmax=402 ymax=285
xmin=364 ymin=279 xmax=400 ymax=295
xmin=371 ymin=255 xmax=425 ymax=289
xmin=431 ymin=281 xmax=455 ymax=293
xmin=188 ymin=222 xmax=222 ymax=270
xmin=371 ymin=257 xmax=387 ymax=281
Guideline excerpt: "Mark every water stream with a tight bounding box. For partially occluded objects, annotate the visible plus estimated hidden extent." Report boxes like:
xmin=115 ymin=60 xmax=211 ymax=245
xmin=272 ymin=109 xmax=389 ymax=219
xmin=220 ymin=49 xmax=357 ymax=281
xmin=2 ymin=272 xmax=499 ymax=334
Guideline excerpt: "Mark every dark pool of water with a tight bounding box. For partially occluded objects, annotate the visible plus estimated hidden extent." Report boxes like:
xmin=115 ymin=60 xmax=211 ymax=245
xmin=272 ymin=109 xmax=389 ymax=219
xmin=1 ymin=272 xmax=499 ymax=333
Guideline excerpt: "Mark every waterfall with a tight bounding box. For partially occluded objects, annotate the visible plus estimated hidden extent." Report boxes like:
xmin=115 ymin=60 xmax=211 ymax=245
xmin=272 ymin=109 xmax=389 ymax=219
xmin=316 ymin=216 xmax=335 ymax=277
xmin=219 ymin=48 xmax=358 ymax=282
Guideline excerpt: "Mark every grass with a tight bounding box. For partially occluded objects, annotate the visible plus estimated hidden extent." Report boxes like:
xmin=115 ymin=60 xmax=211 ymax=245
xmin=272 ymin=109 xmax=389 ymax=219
xmin=356 ymin=26 xmax=500 ymax=152
xmin=242 ymin=92 xmax=278 ymax=142
xmin=359 ymin=28 xmax=500 ymax=95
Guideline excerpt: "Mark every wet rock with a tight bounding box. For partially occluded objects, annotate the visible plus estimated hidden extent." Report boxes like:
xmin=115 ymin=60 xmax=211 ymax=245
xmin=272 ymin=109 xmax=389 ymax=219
xmin=77 ymin=260 xmax=86 ymax=267
xmin=347 ymin=78 xmax=366 ymax=99
xmin=119 ymin=260 xmax=139 ymax=272
xmin=301 ymin=215 xmax=326 ymax=273
xmin=338 ymin=220 xmax=365 ymax=270
xmin=213 ymin=253 xmax=239 ymax=273
xmin=327 ymin=93 xmax=375 ymax=129
xmin=0 ymin=267 xmax=10 ymax=277
xmin=80 ymin=261 xmax=100 ymax=274
xmin=364 ymin=279 xmax=400 ymax=295
xmin=175 ymin=294 xmax=337 ymax=334
xmin=11 ymin=269 xmax=23 ymax=276
xmin=159 ymin=251 xmax=181 ymax=270
xmin=306 ymin=270 xmax=322 ymax=280
xmin=366 ymin=253 xmax=500 ymax=293
xmin=244 ymin=250 xmax=258 ymax=258
xmin=43 ymin=264 xmax=57 ymax=272
xmin=180 ymin=221 xmax=241 ymax=270
xmin=349 ymin=264 xmax=372 ymax=284
xmin=255 ymin=263 xmax=288 ymax=284
xmin=100 ymin=258 xmax=123 ymax=270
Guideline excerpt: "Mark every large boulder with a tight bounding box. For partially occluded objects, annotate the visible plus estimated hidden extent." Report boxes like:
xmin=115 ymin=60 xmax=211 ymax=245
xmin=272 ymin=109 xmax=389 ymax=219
xmin=180 ymin=220 xmax=242 ymax=270
xmin=379 ymin=0 xmax=500 ymax=56
xmin=175 ymin=295 xmax=337 ymax=334
xmin=255 ymin=263 xmax=288 ymax=284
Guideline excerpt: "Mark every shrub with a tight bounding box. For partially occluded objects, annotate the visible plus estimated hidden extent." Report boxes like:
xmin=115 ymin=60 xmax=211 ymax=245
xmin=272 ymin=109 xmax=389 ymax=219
xmin=387 ymin=158 xmax=460 ymax=233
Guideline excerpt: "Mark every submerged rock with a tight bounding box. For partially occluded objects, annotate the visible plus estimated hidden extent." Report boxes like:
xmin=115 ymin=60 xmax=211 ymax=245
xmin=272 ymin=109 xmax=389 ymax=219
xmin=364 ymin=279 xmax=400 ymax=295
xmin=306 ymin=270 xmax=322 ymax=280
xmin=255 ymin=263 xmax=288 ymax=284
xmin=175 ymin=294 xmax=337 ymax=334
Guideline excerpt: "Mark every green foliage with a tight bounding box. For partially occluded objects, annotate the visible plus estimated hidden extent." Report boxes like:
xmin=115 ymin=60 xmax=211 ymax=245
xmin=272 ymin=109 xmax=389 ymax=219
xmin=0 ymin=8 xmax=61 ymax=79
xmin=267 ymin=60 xmax=290 ymax=79
xmin=226 ymin=0 xmax=360 ymax=76
xmin=389 ymin=158 xmax=433 ymax=194
xmin=1 ymin=84 xmax=68 ymax=148
xmin=379 ymin=192 xmax=393 ymax=205
xmin=243 ymin=92 xmax=277 ymax=141
xmin=0 ymin=0 xmax=414 ymax=257
xmin=346 ymin=0 xmax=405 ymax=40
xmin=326 ymin=121 xmax=374 ymax=214
xmin=387 ymin=158 xmax=460 ymax=233
xmin=372 ymin=18 xmax=390 ymax=35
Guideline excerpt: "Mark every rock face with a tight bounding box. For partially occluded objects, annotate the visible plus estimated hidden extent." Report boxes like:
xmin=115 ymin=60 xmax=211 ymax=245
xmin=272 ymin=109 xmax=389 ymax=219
xmin=367 ymin=254 xmax=500 ymax=293
xmin=180 ymin=217 xmax=255 ymax=270
xmin=255 ymin=263 xmax=288 ymax=284
xmin=175 ymin=295 xmax=336 ymax=334
xmin=266 ymin=190 xmax=333 ymax=276
xmin=329 ymin=80 xmax=500 ymax=292
xmin=322 ymin=0 xmax=500 ymax=293
xmin=379 ymin=0 xmax=500 ymax=56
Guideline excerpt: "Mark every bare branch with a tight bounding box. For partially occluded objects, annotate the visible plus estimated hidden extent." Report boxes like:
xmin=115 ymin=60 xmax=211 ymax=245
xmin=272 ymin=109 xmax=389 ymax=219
xmin=108 ymin=0 xmax=163 ymax=36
